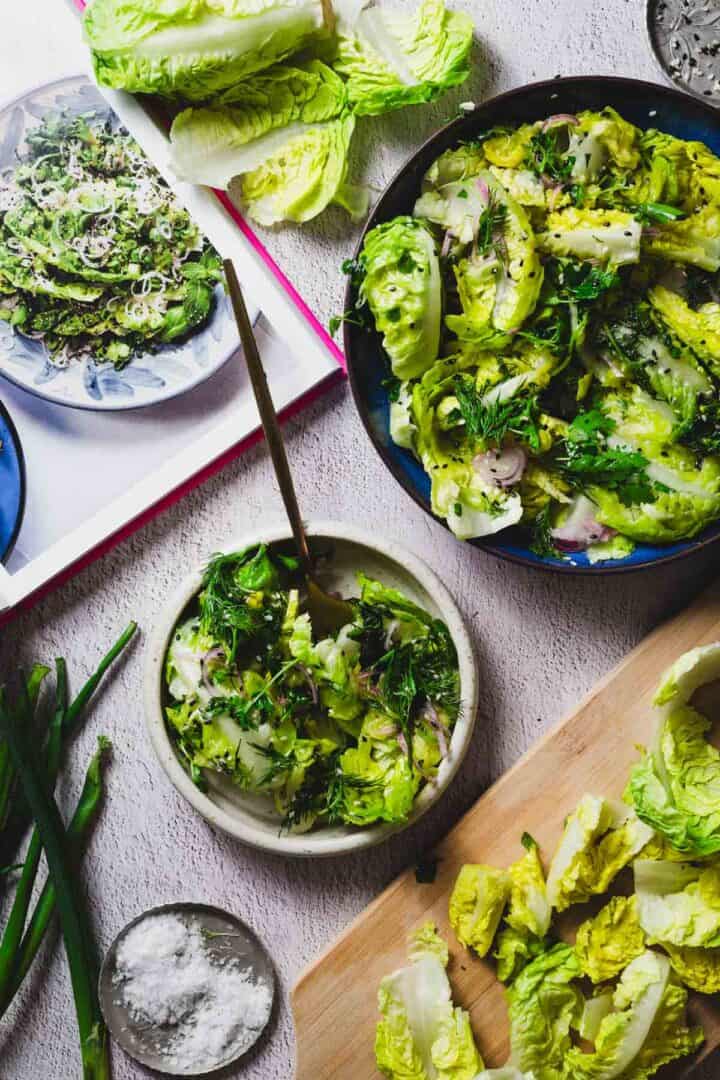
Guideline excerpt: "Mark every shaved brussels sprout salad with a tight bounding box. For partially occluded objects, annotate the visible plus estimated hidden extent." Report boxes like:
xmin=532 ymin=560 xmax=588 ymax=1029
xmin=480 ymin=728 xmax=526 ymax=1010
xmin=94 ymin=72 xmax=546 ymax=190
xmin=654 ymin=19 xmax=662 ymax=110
xmin=163 ymin=544 xmax=460 ymax=832
xmin=353 ymin=108 xmax=720 ymax=563
xmin=0 ymin=113 xmax=222 ymax=369
xmin=375 ymin=641 xmax=720 ymax=1078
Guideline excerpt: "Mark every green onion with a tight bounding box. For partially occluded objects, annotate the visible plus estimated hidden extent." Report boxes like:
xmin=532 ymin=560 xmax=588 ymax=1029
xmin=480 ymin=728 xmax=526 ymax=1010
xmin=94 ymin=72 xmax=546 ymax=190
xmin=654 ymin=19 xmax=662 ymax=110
xmin=0 ymin=699 xmax=110 ymax=1079
xmin=0 ymin=661 xmax=67 ymax=1003
xmin=1 ymin=737 xmax=112 ymax=1011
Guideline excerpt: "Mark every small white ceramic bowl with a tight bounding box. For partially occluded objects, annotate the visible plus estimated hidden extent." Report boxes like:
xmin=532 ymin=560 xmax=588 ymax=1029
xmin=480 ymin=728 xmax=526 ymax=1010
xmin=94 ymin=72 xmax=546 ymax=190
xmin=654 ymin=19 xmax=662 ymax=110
xmin=144 ymin=520 xmax=478 ymax=857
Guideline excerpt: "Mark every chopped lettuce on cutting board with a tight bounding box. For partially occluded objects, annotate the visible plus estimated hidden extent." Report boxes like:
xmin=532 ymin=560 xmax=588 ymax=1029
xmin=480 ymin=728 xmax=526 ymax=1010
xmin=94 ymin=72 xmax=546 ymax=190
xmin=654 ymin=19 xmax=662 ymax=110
xmin=374 ymin=642 xmax=720 ymax=1079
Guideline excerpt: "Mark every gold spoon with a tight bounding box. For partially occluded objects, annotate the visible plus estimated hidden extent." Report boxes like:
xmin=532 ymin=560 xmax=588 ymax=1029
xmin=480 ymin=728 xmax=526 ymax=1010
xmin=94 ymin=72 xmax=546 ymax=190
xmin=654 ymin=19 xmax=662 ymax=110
xmin=224 ymin=259 xmax=354 ymax=639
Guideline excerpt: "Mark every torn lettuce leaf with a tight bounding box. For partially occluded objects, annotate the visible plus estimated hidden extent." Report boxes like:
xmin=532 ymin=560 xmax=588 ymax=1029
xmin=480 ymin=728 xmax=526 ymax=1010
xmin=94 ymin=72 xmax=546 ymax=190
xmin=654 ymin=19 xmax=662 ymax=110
xmin=375 ymin=923 xmax=483 ymax=1080
xmin=575 ymin=895 xmax=646 ymax=983
xmin=630 ymin=704 xmax=720 ymax=857
xmin=506 ymin=943 xmax=582 ymax=1078
xmin=332 ymin=0 xmax=473 ymax=117
xmin=358 ymin=216 xmax=442 ymax=380
xmin=546 ymin=795 xmax=653 ymax=912
xmin=539 ymin=208 xmax=642 ymax=266
xmin=565 ymin=949 xmax=702 ymax=1079
xmin=448 ymin=864 xmax=510 ymax=957
xmin=634 ymin=859 xmax=720 ymax=949
xmin=506 ymin=833 xmax=551 ymax=938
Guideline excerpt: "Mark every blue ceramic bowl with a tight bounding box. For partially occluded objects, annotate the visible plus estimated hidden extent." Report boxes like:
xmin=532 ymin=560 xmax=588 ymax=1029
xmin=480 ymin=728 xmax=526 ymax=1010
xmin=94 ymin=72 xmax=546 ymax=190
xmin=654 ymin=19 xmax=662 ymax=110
xmin=345 ymin=76 xmax=720 ymax=574
xmin=0 ymin=401 xmax=25 ymax=564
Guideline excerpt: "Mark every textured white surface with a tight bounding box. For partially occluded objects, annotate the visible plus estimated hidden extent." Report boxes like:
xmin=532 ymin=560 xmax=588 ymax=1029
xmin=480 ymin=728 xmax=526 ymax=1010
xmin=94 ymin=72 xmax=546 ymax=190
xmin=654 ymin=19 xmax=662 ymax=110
xmin=0 ymin=1 xmax=719 ymax=1077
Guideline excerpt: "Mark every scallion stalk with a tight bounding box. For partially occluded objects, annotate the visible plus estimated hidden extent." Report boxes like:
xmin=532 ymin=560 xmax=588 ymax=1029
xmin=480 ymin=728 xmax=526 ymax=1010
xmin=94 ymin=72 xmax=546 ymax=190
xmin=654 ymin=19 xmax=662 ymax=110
xmin=0 ymin=698 xmax=110 ymax=1079
xmin=1 ymin=737 xmax=112 ymax=1011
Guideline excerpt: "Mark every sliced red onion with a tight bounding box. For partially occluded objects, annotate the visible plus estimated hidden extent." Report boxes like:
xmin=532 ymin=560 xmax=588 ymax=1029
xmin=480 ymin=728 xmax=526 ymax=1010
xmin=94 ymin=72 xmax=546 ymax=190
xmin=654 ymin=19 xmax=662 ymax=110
xmin=397 ymin=731 xmax=409 ymax=757
xmin=473 ymin=446 xmax=527 ymax=489
xmin=542 ymin=113 xmax=579 ymax=131
xmin=297 ymin=664 xmax=319 ymax=705
xmin=201 ymin=646 xmax=225 ymax=694
xmin=551 ymin=499 xmax=616 ymax=552
xmin=643 ymin=225 xmax=661 ymax=239
xmin=441 ymin=231 xmax=453 ymax=257
xmin=423 ymin=701 xmax=449 ymax=758
xmin=475 ymin=177 xmax=490 ymax=203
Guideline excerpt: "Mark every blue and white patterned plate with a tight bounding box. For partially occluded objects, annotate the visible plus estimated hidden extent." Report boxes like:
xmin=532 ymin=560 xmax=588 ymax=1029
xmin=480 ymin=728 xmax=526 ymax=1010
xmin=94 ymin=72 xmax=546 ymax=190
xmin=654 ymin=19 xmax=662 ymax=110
xmin=0 ymin=76 xmax=241 ymax=411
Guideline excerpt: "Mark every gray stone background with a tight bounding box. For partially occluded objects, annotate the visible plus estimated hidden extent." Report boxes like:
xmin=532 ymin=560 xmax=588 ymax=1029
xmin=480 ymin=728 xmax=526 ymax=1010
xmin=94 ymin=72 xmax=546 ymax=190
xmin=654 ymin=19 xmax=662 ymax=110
xmin=0 ymin=0 xmax=718 ymax=1076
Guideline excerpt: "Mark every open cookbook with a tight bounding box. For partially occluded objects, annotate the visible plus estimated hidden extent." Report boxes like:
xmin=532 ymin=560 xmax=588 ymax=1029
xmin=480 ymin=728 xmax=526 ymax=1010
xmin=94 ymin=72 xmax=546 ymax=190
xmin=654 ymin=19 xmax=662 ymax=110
xmin=0 ymin=0 xmax=343 ymax=618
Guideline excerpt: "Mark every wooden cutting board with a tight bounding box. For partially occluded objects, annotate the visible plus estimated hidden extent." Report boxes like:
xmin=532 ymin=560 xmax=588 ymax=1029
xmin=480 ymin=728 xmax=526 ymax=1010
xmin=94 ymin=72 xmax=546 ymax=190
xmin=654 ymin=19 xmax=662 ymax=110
xmin=292 ymin=577 xmax=720 ymax=1079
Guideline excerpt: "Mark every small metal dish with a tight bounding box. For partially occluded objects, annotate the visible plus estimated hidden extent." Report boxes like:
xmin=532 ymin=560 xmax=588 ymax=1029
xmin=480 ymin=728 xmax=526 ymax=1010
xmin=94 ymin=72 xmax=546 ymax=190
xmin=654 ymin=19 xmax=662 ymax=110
xmin=99 ymin=903 xmax=275 ymax=1076
xmin=646 ymin=0 xmax=720 ymax=106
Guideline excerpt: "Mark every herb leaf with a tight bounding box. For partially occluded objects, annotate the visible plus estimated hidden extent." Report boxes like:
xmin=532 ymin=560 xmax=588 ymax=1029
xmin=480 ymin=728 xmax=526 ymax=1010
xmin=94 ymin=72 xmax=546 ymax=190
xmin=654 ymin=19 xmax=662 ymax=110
xmin=454 ymin=377 xmax=542 ymax=451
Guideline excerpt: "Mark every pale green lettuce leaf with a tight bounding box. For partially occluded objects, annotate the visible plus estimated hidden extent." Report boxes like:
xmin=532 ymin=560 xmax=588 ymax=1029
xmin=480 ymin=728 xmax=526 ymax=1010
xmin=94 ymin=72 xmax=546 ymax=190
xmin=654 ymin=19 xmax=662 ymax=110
xmin=507 ymin=943 xmax=583 ymax=1078
xmin=417 ymin=172 xmax=543 ymax=333
xmin=564 ymin=950 xmax=673 ymax=1079
xmin=630 ymin=704 xmax=720 ymax=856
xmin=539 ymin=208 xmax=642 ymax=266
xmin=662 ymin=942 xmax=720 ymax=993
xmin=654 ymin=641 xmax=720 ymax=708
xmin=169 ymin=60 xmax=347 ymax=187
xmin=359 ymin=216 xmax=442 ymax=380
xmin=375 ymin=923 xmax=483 ymax=1080
xmin=448 ymin=864 xmax=510 ymax=957
xmin=494 ymin=926 xmax=547 ymax=985
xmin=642 ymin=205 xmax=720 ymax=272
xmin=635 ymin=859 xmax=720 ymax=948
xmin=649 ymin=285 xmax=720 ymax=371
xmin=546 ymin=795 xmax=653 ymax=912
xmin=332 ymin=0 xmax=473 ymax=117
xmin=575 ymin=895 xmax=646 ymax=983
xmin=506 ymin=833 xmax=551 ymax=938
xmin=84 ymin=0 xmax=329 ymax=100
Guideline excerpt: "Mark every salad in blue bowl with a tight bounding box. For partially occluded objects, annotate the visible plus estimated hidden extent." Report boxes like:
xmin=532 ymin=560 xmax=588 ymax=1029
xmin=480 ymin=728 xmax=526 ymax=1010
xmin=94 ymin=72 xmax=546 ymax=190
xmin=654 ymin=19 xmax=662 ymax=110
xmin=344 ymin=77 xmax=720 ymax=572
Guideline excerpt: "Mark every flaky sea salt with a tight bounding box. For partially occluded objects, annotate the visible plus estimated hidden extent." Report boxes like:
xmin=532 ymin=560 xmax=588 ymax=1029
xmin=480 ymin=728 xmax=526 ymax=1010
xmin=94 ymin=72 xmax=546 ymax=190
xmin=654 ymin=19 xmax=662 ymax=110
xmin=112 ymin=912 xmax=272 ymax=1071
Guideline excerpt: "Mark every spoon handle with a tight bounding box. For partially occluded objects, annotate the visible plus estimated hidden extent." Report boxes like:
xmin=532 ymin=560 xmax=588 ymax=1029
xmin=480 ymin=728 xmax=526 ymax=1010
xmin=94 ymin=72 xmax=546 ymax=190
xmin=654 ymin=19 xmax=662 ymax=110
xmin=223 ymin=259 xmax=312 ymax=575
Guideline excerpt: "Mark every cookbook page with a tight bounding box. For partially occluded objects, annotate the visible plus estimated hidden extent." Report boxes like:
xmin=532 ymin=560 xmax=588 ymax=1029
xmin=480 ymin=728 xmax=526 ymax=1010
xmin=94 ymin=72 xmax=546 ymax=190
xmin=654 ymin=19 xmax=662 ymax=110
xmin=0 ymin=0 xmax=339 ymax=613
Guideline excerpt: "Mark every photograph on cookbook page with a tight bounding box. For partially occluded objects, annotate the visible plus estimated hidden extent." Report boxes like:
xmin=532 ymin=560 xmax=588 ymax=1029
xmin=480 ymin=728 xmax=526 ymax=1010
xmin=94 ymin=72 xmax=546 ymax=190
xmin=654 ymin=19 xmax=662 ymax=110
xmin=0 ymin=0 xmax=340 ymax=615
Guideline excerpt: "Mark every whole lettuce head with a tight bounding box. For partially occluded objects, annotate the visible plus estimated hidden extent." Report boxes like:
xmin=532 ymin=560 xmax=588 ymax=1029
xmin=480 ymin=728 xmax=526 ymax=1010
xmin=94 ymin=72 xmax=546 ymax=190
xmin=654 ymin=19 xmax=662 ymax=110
xmin=630 ymin=644 xmax=720 ymax=856
xmin=634 ymin=859 xmax=720 ymax=948
xmin=375 ymin=923 xmax=483 ymax=1080
xmin=448 ymin=864 xmax=510 ymax=957
xmin=84 ymin=0 xmax=329 ymax=100
xmin=546 ymin=795 xmax=653 ymax=912
xmin=170 ymin=61 xmax=363 ymax=224
xmin=575 ymin=895 xmax=646 ymax=983
xmin=506 ymin=943 xmax=582 ymax=1078
xmin=332 ymin=0 xmax=473 ymax=117
xmin=359 ymin=216 xmax=442 ymax=380
xmin=565 ymin=949 xmax=703 ymax=1079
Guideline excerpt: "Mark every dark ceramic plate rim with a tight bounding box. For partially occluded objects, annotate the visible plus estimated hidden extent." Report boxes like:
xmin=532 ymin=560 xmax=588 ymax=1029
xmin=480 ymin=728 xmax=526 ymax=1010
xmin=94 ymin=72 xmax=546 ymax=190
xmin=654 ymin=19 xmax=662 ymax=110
xmin=344 ymin=75 xmax=720 ymax=575
xmin=0 ymin=399 xmax=26 ymax=565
